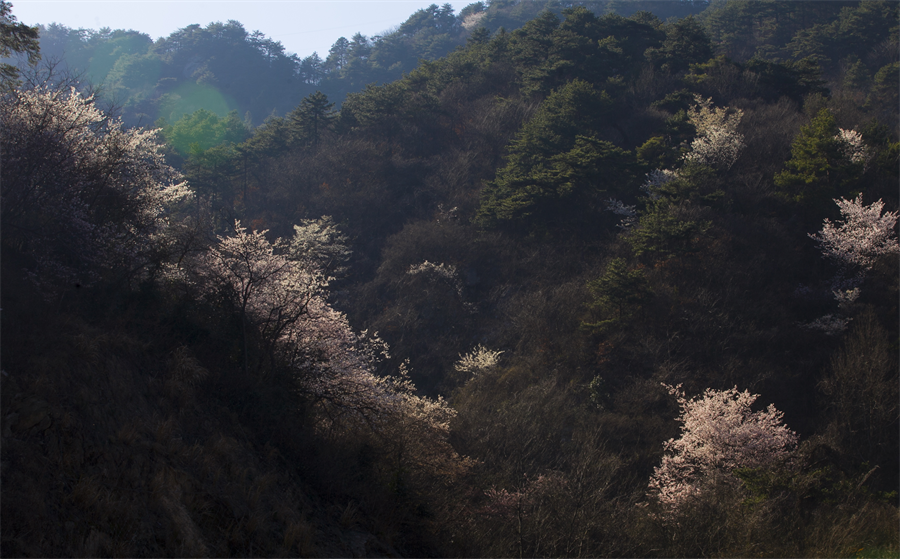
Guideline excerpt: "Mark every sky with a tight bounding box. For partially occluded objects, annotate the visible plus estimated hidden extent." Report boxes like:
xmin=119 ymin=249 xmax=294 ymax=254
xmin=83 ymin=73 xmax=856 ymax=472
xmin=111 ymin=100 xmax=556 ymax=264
xmin=10 ymin=0 xmax=475 ymax=59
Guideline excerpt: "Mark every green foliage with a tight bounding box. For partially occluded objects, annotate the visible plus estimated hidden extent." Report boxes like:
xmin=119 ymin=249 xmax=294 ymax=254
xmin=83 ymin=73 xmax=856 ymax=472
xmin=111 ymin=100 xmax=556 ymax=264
xmin=477 ymin=79 xmax=643 ymax=234
xmin=743 ymin=56 xmax=827 ymax=102
xmin=288 ymin=91 xmax=335 ymax=149
xmin=479 ymin=134 xmax=638 ymax=235
xmin=627 ymin=201 xmax=712 ymax=258
xmin=655 ymin=163 xmax=723 ymax=206
xmin=585 ymin=258 xmax=652 ymax=328
xmin=159 ymin=108 xmax=249 ymax=156
xmin=506 ymin=7 xmax=665 ymax=95
xmin=774 ymin=108 xmax=860 ymax=208
xmin=868 ymin=62 xmax=900 ymax=115
xmin=703 ymin=1 xmax=852 ymax=61
xmin=682 ymin=54 xmax=827 ymax=104
xmin=646 ymin=15 xmax=713 ymax=73
xmin=0 ymin=1 xmax=40 ymax=91
xmin=786 ymin=1 xmax=899 ymax=70
xmin=516 ymin=79 xmax=613 ymax=158
xmin=637 ymin=135 xmax=679 ymax=169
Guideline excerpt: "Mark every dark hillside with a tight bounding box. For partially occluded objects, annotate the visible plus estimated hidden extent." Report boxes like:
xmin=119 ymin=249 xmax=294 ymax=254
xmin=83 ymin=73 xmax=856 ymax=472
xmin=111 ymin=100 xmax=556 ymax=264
xmin=3 ymin=1 xmax=899 ymax=556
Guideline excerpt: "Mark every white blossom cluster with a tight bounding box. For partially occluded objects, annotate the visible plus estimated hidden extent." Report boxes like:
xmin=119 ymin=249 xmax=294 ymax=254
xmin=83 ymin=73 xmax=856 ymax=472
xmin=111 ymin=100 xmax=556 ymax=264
xmin=454 ymin=344 xmax=504 ymax=379
xmin=287 ymin=215 xmax=352 ymax=280
xmin=461 ymin=11 xmax=486 ymax=30
xmin=639 ymin=168 xmax=676 ymax=199
xmin=648 ymin=384 xmax=797 ymax=517
xmin=408 ymin=260 xmax=458 ymax=279
xmin=604 ymin=198 xmax=638 ymax=228
xmin=189 ymin=221 xmax=464 ymax=475
xmin=683 ymin=95 xmax=745 ymax=170
xmin=1 ymin=85 xmax=190 ymax=294
xmin=407 ymin=259 xmax=464 ymax=296
xmin=832 ymin=287 xmax=860 ymax=305
xmin=604 ymin=198 xmax=637 ymax=217
xmin=686 ymin=95 xmax=744 ymax=134
xmin=809 ymin=195 xmax=899 ymax=274
xmin=835 ymin=128 xmax=870 ymax=165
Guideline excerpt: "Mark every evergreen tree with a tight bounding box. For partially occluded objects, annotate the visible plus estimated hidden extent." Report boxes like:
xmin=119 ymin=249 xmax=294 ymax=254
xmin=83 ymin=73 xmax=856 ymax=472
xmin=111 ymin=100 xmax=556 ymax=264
xmin=0 ymin=0 xmax=39 ymax=91
xmin=477 ymin=79 xmax=641 ymax=234
xmin=289 ymin=91 xmax=335 ymax=149
xmin=325 ymin=36 xmax=350 ymax=73
xmin=774 ymin=108 xmax=862 ymax=209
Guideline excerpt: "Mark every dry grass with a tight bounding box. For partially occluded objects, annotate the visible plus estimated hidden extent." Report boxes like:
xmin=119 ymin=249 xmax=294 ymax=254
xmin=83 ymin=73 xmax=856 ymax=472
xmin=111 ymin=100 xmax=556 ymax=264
xmin=0 ymin=314 xmax=379 ymax=557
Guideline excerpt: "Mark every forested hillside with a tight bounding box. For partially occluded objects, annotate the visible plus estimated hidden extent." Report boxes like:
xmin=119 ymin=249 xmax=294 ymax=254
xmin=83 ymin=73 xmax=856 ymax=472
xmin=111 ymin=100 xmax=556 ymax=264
xmin=16 ymin=1 xmax=708 ymax=128
xmin=2 ymin=1 xmax=899 ymax=557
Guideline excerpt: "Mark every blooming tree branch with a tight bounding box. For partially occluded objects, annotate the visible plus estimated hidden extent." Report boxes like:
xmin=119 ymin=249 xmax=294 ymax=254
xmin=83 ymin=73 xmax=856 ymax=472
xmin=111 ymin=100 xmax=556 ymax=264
xmin=683 ymin=95 xmax=745 ymax=170
xmin=648 ymin=384 xmax=798 ymax=516
xmin=189 ymin=221 xmax=467 ymax=480
xmin=1 ymin=85 xmax=190 ymax=295
xmin=809 ymin=194 xmax=899 ymax=276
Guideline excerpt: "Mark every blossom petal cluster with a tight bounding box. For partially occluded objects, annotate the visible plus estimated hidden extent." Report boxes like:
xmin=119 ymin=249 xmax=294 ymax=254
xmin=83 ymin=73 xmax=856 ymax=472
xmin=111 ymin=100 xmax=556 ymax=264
xmin=454 ymin=344 xmax=504 ymax=379
xmin=683 ymin=95 xmax=745 ymax=170
xmin=835 ymin=128 xmax=870 ymax=165
xmin=648 ymin=384 xmax=797 ymax=515
xmin=1 ymin=85 xmax=190 ymax=293
xmin=191 ymin=221 xmax=464 ymax=475
xmin=809 ymin=195 xmax=899 ymax=273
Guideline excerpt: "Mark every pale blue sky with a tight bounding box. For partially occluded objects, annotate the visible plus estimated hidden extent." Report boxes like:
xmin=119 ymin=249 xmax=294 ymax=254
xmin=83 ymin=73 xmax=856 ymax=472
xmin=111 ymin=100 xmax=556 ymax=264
xmin=11 ymin=0 xmax=475 ymax=59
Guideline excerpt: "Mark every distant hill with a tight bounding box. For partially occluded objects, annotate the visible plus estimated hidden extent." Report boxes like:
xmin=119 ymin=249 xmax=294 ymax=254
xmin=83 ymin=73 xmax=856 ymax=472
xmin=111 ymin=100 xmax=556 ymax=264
xmin=20 ymin=1 xmax=710 ymax=127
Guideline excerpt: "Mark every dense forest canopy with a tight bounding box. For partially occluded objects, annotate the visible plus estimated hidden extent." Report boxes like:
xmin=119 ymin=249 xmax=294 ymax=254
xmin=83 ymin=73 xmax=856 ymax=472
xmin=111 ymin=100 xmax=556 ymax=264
xmin=16 ymin=1 xmax=711 ymax=127
xmin=2 ymin=1 xmax=899 ymax=557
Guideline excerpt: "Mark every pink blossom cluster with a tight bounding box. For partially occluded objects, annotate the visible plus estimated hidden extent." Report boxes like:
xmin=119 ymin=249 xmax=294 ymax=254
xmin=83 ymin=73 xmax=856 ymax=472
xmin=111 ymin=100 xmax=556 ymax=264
xmin=481 ymin=473 xmax=567 ymax=518
xmin=809 ymin=194 xmax=899 ymax=274
xmin=648 ymin=384 xmax=797 ymax=515
xmin=191 ymin=221 xmax=460 ymax=464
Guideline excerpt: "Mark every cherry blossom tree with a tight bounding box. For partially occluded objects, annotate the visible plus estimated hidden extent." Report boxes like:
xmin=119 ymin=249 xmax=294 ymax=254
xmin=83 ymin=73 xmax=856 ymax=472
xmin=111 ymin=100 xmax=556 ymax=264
xmin=809 ymin=194 xmax=899 ymax=277
xmin=636 ymin=97 xmax=744 ymax=209
xmin=683 ymin=95 xmax=745 ymax=170
xmin=190 ymin=221 xmax=467 ymax=482
xmin=195 ymin=220 xmax=325 ymax=373
xmin=648 ymin=384 xmax=798 ymax=516
xmin=835 ymin=128 xmax=870 ymax=166
xmin=286 ymin=215 xmax=352 ymax=280
xmin=1 ymin=85 xmax=190 ymax=295
xmin=454 ymin=344 xmax=504 ymax=381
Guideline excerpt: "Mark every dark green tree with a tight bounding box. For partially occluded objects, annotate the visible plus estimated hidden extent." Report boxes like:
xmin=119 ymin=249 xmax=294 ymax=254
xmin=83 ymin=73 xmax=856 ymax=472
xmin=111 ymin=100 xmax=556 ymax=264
xmin=288 ymin=91 xmax=335 ymax=149
xmin=774 ymin=108 xmax=862 ymax=209
xmin=478 ymin=79 xmax=642 ymax=234
xmin=299 ymin=52 xmax=324 ymax=85
xmin=325 ymin=36 xmax=350 ymax=73
xmin=0 ymin=0 xmax=39 ymax=91
xmin=585 ymin=257 xmax=653 ymax=327
xmin=627 ymin=201 xmax=712 ymax=259
xmin=646 ymin=15 xmax=712 ymax=73
xmin=868 ymin=62 xmax=899 ymax=116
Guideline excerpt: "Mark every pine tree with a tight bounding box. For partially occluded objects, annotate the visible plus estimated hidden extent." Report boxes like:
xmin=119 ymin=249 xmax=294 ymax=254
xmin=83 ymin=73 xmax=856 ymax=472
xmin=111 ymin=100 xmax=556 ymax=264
xmin=288 ymin=91 xmax=335 ymax=149
xmin=0 ymin=1 xmax=40 ymax=92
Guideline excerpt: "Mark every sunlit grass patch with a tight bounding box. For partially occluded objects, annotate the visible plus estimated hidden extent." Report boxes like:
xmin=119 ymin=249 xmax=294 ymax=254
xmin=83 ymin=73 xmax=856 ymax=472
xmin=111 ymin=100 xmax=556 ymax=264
xmin=853 ymin=547 xmax=900 ymax=559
